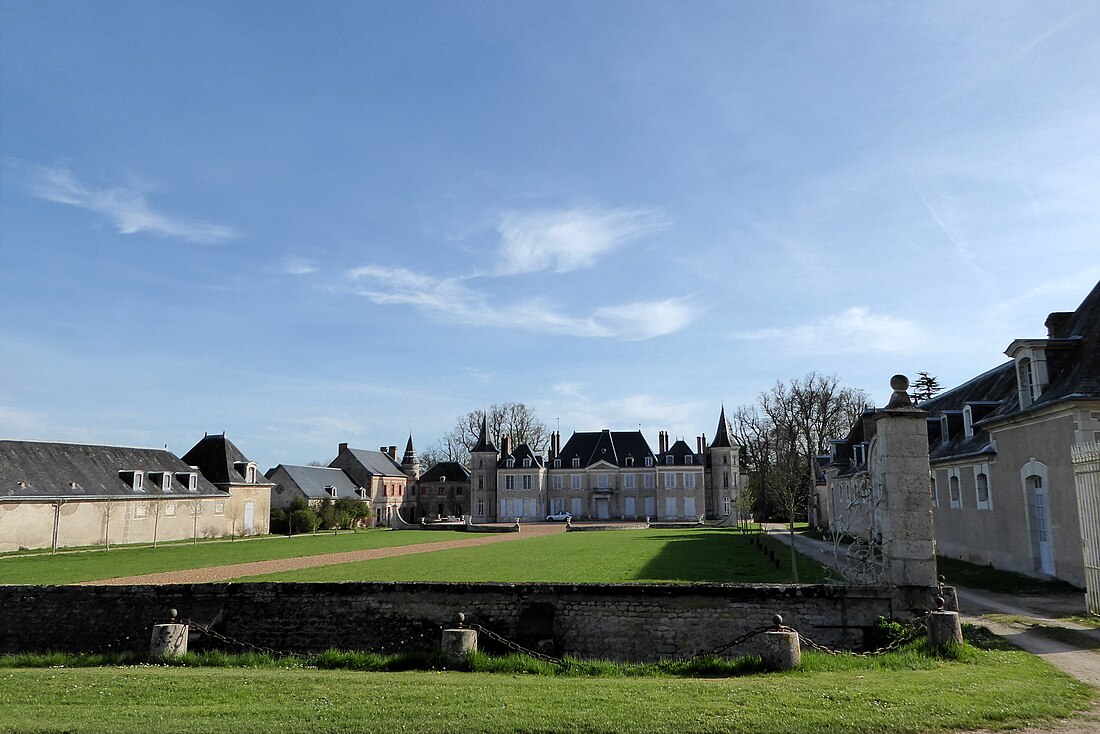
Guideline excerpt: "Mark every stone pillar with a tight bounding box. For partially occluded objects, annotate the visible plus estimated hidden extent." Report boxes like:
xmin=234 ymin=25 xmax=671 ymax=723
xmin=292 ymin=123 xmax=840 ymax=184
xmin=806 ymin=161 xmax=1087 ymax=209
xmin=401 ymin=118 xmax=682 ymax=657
xmin=762 ymin=630 xmax=801 ymax=670
xmin=872 ymin=375 xmax=937 ymax=591
xmin=149 ymin=623 xmax=188 ymax=661
xmin=927 ymin=598 xmax=963 ymax=651
xmin=440 ymin=613 xmax=477 ymax=662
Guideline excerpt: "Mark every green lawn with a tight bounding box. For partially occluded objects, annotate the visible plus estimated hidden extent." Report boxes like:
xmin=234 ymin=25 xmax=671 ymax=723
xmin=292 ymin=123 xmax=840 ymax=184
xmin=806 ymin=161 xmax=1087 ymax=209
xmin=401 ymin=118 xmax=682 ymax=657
xmin=0 ymin=641 xmax=1091 ymax=734
xmin=0 ymin=530 xmax=468 ymax=585
xmin=239 ymin=529 xmax=832 ymax=583
xmin=936 ymin=555 xmax=1083 ymax=596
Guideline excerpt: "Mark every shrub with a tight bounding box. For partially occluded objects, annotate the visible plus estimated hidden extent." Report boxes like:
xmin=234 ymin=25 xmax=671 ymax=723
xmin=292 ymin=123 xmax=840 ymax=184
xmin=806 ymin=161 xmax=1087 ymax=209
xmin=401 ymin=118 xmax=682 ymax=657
xmin=289 ymin=509 xmax=319 ymax=534
xmin=269 ymin=508 xmax=288 ymax=535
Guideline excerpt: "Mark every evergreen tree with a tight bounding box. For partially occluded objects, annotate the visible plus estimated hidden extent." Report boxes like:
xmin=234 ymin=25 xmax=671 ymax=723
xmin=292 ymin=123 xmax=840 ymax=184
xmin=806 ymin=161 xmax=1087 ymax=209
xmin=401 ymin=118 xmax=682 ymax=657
xmin=910 ymin=371 xmax=943 ymax=403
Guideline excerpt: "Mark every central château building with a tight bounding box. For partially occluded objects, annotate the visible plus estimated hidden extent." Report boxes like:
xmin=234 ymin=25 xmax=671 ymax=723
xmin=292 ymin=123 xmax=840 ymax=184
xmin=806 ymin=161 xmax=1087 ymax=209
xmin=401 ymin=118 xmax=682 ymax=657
xmin=470 ymin=408 xmax=748 ymax=523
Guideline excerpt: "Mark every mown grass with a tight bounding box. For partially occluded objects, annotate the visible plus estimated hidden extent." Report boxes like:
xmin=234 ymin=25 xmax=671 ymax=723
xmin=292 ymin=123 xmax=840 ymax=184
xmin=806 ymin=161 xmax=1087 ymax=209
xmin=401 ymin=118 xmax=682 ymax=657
xmin=0 ymin=633 xmax=1091 ymax=734
xmin=0 ymin=529 xmax=468 ymax=585
xmin=984 ymin=614 xmax=1100 ymax=651
xmin=238 ymin=529 xmax=831 ymax=583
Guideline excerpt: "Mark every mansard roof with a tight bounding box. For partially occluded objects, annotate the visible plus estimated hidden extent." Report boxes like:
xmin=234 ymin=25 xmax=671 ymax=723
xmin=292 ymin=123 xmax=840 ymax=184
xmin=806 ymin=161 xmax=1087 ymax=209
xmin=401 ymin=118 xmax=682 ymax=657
xmin=419 ymin=462 xmax=471 ymax=483
xmin=709 ymin=406 xmax=740 ymax=449
xmin=498 ymin=442 xmax=544 ymax=469
xmin=554 ymin=430 xmax=655 ymax=468
xmin=335 ymin=448 xmax=407 ymax=478
xmin=656 ymin=439 xmax=702 ymax=466
xmin=0 ymin=440 xmax=223 ymax=499
xmin=182 ymin=434 xmax=270 ymax=486
xmin=266 ymin=464 xmax=361 ymax=500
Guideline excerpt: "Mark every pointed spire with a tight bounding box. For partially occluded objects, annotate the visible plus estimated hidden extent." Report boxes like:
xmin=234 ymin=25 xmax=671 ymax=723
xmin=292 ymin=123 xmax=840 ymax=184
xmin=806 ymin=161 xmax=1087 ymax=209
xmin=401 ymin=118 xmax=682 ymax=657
xmin=471 ymin=415 xmax=497 ymax=453
xmin=402 ymin=434 xmax=417 ymax=465
xmin=710 ymin=405 xmax=738 ymax=448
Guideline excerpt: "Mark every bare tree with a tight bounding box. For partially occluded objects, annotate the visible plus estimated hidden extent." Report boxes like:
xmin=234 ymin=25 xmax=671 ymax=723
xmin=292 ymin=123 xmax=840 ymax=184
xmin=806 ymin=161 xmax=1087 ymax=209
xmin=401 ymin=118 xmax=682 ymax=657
xmin=99 ymin=498 xmax=118 ymax=551
xmin=188 ymin=499 xmax=205 ymax=545
xmin=436 ymin=402 xmax=551 ymax=467
xmin=226 ymin=501 xmax=242 ymax=541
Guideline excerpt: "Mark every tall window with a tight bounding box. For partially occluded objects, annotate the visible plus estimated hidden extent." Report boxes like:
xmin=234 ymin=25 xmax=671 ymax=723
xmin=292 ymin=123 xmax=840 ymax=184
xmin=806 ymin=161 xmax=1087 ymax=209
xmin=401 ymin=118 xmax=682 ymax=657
xmin=522 ymin=474 xmax=533 ymax=490
xmin=572 ymin=458 xmax=581 ymax=468
xmin=505 ymin=475 xmax=515 ymax=490
xmin=949 ymin=475 xmax=962 ymax=508
xmin=975 ymin=473 xmax=991 ymax=510
xmin=645 ymin=457 xmax=653 ymax=467
xmin=624 ymin=474 xmax=635 ymax=489
xmin=931 ymin=477 xmax=939 ymax=508
xmin=722 ymin=472 xmax=730 ymax=489
xmin=597 ymin=474 xmax=609 ymax=489
xmin=571 ymin=474 xmax=581 ymax=490
xmin=552 ymin=475 xmax=562 ymax=490
xmin=664 ymin=473 xmax=676 ymax=489
xmin=684 ymin=473 xmax=695 ymax=489
xmin=644 ymin=474 xmax=655 ymax=489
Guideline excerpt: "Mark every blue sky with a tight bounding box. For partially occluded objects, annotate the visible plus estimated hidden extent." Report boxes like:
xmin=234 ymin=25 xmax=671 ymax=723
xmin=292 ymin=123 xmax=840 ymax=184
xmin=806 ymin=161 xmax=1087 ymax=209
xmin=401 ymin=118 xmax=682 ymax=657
xmin=2 ymin=1 xmax=1099 ymax=469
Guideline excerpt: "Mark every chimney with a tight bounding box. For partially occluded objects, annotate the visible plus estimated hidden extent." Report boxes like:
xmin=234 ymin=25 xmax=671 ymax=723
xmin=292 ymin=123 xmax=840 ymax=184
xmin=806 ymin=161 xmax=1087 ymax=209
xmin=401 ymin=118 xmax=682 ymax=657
xmin=659 ymin=431 xmax=668 ymax=454
xmin=696 ymin=436 xmax=704 ymax=454
xmin=1045 ymin=311 xmax=1073 ymax=338
xmin=388 ymin=445 xmax=398 ymax=461
xmin=502 ymin=435 xmax=513 ymax=457
xmin=339 ymin=442 xmax=348 ymax=454
xmin=548 ymin=431 xmax=558 ymax=461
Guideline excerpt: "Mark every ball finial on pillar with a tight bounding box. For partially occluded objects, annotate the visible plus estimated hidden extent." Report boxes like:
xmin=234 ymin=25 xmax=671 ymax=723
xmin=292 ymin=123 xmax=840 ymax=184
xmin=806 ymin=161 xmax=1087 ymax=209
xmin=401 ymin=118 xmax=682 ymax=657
xmin=886 ymin=374 xmax=914 ymax=409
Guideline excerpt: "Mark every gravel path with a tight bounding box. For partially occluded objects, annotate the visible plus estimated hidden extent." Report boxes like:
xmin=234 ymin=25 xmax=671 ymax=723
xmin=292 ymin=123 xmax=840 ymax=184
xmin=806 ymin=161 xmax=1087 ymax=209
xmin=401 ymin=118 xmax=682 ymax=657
xmin=83 ymin=523 xmax=566 ymax=585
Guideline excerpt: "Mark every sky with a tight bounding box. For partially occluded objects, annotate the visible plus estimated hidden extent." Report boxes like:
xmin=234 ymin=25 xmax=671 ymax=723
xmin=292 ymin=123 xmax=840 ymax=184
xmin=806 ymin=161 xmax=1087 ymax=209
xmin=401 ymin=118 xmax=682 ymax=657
xmin=2 ymin=1 xmax=1100 ymax=470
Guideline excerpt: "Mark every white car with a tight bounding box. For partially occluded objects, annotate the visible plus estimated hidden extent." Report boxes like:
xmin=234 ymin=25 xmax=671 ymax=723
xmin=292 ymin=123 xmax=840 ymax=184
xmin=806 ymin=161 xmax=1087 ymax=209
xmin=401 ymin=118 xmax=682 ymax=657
xmin=545 ymin=511 xmax=572 ymax=522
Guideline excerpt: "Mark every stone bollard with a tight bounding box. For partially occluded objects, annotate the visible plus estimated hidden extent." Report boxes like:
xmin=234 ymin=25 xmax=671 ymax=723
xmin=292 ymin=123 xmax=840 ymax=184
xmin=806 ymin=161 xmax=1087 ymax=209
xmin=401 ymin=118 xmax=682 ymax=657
xmin=149 ymin=609 xmax=188 ymax=661
xmin=761 ymin=615 xmax=801 ymax=670
xmin=937 ymin=576 xmax=960 ymax=612
xmin=440 ymin=612 xmax=478 ymax=662
xmin=926 ymin=597 xmax=963 ymax=651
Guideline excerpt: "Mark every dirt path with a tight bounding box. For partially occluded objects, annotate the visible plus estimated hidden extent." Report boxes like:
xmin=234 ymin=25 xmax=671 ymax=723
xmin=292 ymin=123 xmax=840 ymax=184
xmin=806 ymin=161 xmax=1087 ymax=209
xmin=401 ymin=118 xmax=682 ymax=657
xmin=83 ymin=523 xmax=565 ymax=585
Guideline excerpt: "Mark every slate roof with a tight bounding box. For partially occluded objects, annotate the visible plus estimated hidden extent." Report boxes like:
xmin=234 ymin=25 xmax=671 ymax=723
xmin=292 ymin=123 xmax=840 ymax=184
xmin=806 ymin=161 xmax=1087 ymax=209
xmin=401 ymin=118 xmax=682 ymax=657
xmin=0 ymin=440 xmax=223 ymax=499
xmin=338 ymin=448 xmax=407 ymax=478
xmin=553 ymin=430 xmax=655 ymax=468
xmin=499 ymin=443 xmax=544 ymax=469
xmin=915 ymin=362 xmax=1017 ymax=464
xmin=657 ymin=439 xmax=703 ymax=467
xmin=709 ymin=407 xmax=740 ymax=449
xmin=266 ymin=464 xmax=362 ymax=500
xmin=419 ymin=462 xmax=470 ymax=483
xmin=181 ymin=434 xmax=270 ymax=486
xmin=470 ymin=417 xmax=498 ymax=454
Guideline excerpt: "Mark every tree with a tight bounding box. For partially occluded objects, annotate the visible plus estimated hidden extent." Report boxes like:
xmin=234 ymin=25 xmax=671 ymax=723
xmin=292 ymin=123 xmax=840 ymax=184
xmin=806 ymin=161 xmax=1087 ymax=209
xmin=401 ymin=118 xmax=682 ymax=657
xmin=188 ymin=499 xmax=206 ymax=545
xmin=735 ymin=373 xmax=872 ymax=581
xmin=99 ymin=498 xmax=118 ymax=551
xmin=225 ymin=501 xmax=243 ymax=541
xmin=434 ymin=402 xmax=551 ymax=467
xmin=910 ymin=371 xmax=943 ymax=404
xmin=334 ymin=497 xmax=370 ymax=530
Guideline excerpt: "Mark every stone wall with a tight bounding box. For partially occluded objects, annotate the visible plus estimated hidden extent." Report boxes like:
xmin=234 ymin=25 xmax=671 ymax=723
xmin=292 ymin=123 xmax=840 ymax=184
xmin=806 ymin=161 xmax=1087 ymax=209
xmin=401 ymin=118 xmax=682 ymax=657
xmin=0 ymin=581 xmax=914 ymax=661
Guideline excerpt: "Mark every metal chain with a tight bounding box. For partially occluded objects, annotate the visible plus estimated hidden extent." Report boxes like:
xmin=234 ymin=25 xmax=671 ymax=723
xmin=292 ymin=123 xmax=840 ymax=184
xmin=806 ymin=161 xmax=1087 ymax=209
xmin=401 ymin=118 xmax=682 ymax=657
xmin=697 ymin=624 xmax=775 ymax=658
xmin=181 ymin=618 xmax=296 ymax=658
xmin=100 ymin=623 xmax=154 ymax=654
xmin=466 ymin=623 xmax=566 ymax=666
xmin=791 ymin=610 xmax=932 ymax=657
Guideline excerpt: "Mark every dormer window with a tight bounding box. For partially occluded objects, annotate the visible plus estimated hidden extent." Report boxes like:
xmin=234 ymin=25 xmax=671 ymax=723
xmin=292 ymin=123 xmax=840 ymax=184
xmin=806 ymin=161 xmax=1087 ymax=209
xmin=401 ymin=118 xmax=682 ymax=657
xmin=940 ymin=416 xmax=950 ymax=446
xmin=246 ymin=465 xmax=257 ymax=483
xmin=160 ymin=472 xmax=172 ymax=491
xmin=120 ymin=470 xmax=144 ymax=491
xmin=625 ymin=456 xmax=634 ymax=467
xmin=572 ymin=457 xmax=580 ymax=468
xmin=523 ymin=458 xmax=531 ymax=468
xmin=1017 ymin=357 xmax=1036 ymax=408
xmin=684 ymin=455 xmax=692 ymax=465
xmin=325 ymin=485 xmax=338 ymax=498
xmin=666 ymin=455 xmax=673 ymax=465
xmin=963 ymin=406 xmax=974 ymax=439
xmin=506 ymin=458 xmax=515 ymax=468
xmin=645 ymin=457 xmax=653 ymax=467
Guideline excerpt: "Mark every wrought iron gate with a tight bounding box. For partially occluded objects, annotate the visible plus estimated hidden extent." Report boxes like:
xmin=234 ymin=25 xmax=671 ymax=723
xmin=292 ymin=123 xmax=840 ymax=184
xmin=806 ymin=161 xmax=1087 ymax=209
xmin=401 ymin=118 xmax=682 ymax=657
xmin=1071 ymin=442 xmax=1100 ymax=615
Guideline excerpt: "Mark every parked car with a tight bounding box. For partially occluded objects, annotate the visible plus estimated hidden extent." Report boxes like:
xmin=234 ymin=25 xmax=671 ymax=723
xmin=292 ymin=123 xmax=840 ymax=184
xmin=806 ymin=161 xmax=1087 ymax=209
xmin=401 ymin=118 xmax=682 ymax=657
xmin=546 ymin=511 xmax=571 ymax=522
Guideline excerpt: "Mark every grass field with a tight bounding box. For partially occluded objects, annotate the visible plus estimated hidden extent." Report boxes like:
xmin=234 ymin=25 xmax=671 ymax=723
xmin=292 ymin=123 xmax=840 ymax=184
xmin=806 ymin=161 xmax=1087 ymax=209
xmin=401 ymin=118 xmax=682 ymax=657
xmin=0 ymin=530 xmax=467 ymax=585
xmin=0 ymin=636 xmax=1091 ymax=734
xmin=238 ymin=529 xmax=831 ymax=583
xmin=936 ymin=555 xmax=1084 ymax=596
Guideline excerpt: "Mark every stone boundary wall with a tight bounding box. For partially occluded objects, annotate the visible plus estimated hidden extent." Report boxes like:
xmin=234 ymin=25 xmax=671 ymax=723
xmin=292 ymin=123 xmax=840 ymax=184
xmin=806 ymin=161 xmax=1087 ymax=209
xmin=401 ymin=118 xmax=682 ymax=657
xmin=0 ymin=582 xmax=924 ymax=661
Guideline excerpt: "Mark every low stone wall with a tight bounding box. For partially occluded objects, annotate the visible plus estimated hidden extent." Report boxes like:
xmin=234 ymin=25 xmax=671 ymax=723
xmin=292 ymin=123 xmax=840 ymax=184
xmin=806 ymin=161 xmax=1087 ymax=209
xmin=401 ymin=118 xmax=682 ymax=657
xmin=0 ymin=582 xmax=928 ymax=661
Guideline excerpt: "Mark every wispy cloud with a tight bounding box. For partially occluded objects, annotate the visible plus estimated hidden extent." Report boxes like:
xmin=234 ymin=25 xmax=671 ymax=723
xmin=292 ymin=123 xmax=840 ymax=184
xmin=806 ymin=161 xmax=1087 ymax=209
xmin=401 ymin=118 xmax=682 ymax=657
xmin=733 ymin=307 xmax=931 ymax=354
xmin=14 ymin=162 xmax=238 ymax=244
xmin=280 ymin=256 xmax=320 ymax=275
xmin=544 ymin=385 xmax=706 ymax=438
xmin=494 ymin=207 xmax=669 ymax=275
xmin=346 ymin=266 xmax=697 ymax=340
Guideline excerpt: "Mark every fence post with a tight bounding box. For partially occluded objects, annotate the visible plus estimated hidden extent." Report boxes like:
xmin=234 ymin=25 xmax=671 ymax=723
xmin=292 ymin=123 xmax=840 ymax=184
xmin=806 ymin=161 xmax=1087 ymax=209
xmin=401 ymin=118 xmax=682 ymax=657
xmin=149 ymin=608 xmax=188 ymax=661
xmin=440 ymin=612 xmax=478 ymax=662
xmin=762 ymin=614 xmax=801 ymax=670
xmin=926 ymin=597 xmax=963 ymax=650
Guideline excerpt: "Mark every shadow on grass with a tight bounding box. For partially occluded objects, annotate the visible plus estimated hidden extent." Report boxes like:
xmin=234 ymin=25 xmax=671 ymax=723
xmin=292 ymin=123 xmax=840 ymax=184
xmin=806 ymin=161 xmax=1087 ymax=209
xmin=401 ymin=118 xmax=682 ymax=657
xmin=632 ymin=532 xmax=829 ymax=583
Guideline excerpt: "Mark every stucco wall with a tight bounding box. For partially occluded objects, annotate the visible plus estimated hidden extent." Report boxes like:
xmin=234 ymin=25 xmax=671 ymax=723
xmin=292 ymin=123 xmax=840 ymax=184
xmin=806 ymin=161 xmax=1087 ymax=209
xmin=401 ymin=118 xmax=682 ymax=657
xmin=0 ymin=582 xmax=916 ymax=661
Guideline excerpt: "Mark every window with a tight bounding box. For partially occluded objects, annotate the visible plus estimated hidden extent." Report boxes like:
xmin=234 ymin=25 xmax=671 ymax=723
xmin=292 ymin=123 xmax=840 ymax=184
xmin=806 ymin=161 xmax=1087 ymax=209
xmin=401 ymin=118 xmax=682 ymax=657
xmin=665 ymin=455 xmax=673 ymax=465
xmin=325 ymin=485 xmax=338 ymax=498
xmin=477 ymin=498 xmax=485 ymax=516
xmin=684 ymin=473 xmax=695 ymax=489
xmin=572 ymin=458 xmax=581 ymax=468
xmin=722 ymin=496 xmax=732 ymax=516
xmin=553 ymin=459 xmax=561 ymax=468
xmin=552 ymin=475 xmax=562 ymax=490
xmin=625 ymin=456 xmax=634 ymax=467
xmin=975 ymin=473 xmax=991 ymax=510
xmin=645 ymin=457 xmax=653 ymax=467
xmin=644 ymin=474 xmax=655 ymax=489
xmin=963 ymin=406 xmax=974 ymax=439
xmin=188 ymin=473 xmax=197 ymax=492
xmin=722 ymin=472 xmax=730 ymax=489
xmin=456 ymin=486 xmax=463 ymax=496
xmin=164 ymin=502 xmax=176 ymax=517
xmin=421 ymin=486 xmax=428 ymax=496
xmin=624 ymin=473 xmax=635 ymax=489
xmin=522 ymin=474 xmax=533 ymax=490
xmin=571 ymin=474 xmax=582 ymax=490
xmin=1018 ymin=357 xmax=1036 ymax=408
xmin=523 ymin=458 xmax=532 ymax=468
xmin=160 ymin=472 xmax=172 ymax=491
xmin=597 ymin=474 xmax=609 ymax=489
xmin=478 ymin=476 xmax=484 ymax=490
xmin=931 ymin=476 xmax=939 ymax=508
xmin=664 ymin=473 xmax=676 ymax=489
xmin=949 ymin=475 xmax=962 ymax=509
xmin=437 ymin=487 xmax=446 ymax=496
xmin=246 ymin=465 xmax=257 ymax=483
xmin=505 ymin=475 xmax=515 ymax=490
xmin=214 ymin=500 xmax=226 ymax=515
xmin=135 ymin=503 xmax=148 ymax=518
xmin=685 ymin=455 xmax=693 ymax=465
xmin=506 ymin=458 xmax=515 ymax=468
